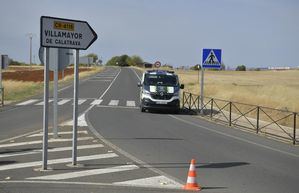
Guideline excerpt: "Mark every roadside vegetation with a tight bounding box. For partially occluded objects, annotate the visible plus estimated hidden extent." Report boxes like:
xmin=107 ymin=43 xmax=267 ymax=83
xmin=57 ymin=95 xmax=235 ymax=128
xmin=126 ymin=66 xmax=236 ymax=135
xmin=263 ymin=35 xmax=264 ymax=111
xmin=177 ymin=69 xmax=299 ymax=113
xmin=2 ymin=65 xmax=103 ymax=103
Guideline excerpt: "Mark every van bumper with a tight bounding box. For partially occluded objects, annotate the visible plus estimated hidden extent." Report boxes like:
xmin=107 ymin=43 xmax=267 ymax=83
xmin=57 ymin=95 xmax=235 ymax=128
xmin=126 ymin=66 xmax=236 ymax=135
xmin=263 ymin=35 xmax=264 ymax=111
xmin=141 ymin=98 xmax=180 ymax=110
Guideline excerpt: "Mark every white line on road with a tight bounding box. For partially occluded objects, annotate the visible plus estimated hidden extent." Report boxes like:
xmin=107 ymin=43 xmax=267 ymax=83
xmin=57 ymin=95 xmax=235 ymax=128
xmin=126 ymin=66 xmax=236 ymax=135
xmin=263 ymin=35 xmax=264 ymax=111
xmin=27 ymin=164 xmax=138 ymax=180
xmin=87 ymin=80 xmax=112 ymax=82
xmin=0 ymin=144 xmax=103 ymax=159
xmin=27 ymin=130 xmax=88 ymax=138
xmin=126 ymin=101 xmax=136 ymax=107
xmin=0 ymin=153 xmax=118 ymax=171
xmin=16 ymin=99 xmax=39 ymax=106
xmin=108 ymin=100 xmax=119 ymax=106
xmin=35 ymin=100 xmax=53 ymax=105
xmin=78 ymin=99 xmax=87 ymax=105
xmin=0 ymin=137 xmax=93 ymax=148
xmin=90 ymin=99 xmax=103 ymax=105
xmin=113 ymin=175 xmax=182 ymax=188
xmin=58 ymin=99 xmax=71 ymax=105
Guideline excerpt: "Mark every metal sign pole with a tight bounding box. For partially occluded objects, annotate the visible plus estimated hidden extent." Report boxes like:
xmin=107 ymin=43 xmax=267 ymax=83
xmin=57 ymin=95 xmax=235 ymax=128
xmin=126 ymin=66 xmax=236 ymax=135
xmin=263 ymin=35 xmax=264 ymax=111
xmin=53 ymin=61 xmax=58 ymax=138
xmin=200 ymin=68 xmax=204 ymax=115
xmin=72 ymin=49 xmax=79 ymax=165
xmin=42 ymin=47 xmax=50 ymax=170
xmin=0 ymin=55 xmax=2 ymax=89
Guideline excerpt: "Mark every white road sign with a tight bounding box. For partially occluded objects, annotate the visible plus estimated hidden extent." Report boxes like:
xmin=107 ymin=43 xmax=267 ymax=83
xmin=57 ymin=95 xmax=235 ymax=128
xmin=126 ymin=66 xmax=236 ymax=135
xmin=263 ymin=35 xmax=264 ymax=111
xmin=40 ymin=16 xmax=97 ymax=50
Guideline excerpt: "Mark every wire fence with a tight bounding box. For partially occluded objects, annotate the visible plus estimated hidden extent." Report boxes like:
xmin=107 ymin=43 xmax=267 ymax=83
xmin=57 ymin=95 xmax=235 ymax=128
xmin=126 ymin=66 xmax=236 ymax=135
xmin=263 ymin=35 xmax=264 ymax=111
xmin=182 ymin=92 xmax=298 ymax=145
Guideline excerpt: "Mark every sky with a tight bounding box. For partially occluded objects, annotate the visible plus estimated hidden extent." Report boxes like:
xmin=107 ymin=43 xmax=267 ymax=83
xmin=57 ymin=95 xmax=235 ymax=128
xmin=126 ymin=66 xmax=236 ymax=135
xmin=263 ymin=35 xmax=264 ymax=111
xmin=0 ymin=0 xmax=298 ymax=68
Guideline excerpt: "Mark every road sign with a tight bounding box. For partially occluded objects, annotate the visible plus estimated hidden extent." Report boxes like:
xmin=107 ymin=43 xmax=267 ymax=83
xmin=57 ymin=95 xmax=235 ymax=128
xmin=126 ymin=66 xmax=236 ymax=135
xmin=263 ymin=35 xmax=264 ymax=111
xmin=154 ymin=61 xmax=161 ymax=68
xmin=1 ymin=55 xmax=9 ymax=70
xmin=40 ymin=16 xmax=98 ymax=50
xmin=202 ymin=49 xmax=222 ymax=69
xmin=39 ymin=47 xmax=72 ymax=71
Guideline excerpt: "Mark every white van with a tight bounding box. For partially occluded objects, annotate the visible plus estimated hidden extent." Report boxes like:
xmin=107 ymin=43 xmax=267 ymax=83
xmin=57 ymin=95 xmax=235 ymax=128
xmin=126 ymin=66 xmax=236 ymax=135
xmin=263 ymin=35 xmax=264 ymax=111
xmin=138 ymin=70 xmax=184 ymax=113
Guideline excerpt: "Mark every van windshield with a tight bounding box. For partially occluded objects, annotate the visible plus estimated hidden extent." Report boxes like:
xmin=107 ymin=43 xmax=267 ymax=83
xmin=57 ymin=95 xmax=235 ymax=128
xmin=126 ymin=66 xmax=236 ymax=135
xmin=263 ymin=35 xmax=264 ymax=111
xmin=144 ymin=74 xmax=178 ymax=86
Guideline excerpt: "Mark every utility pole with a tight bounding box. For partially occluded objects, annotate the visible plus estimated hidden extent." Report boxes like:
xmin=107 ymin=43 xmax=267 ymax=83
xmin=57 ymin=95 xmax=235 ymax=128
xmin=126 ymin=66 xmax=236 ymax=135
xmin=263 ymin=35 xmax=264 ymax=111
xmin=26 ymin=33 xmax=35 ymax=69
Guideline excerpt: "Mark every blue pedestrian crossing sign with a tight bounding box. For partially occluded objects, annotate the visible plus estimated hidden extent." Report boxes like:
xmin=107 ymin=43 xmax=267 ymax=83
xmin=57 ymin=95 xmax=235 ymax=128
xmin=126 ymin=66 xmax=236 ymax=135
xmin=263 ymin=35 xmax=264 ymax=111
xmin=202 ymin=49 xmax=222 ymax=69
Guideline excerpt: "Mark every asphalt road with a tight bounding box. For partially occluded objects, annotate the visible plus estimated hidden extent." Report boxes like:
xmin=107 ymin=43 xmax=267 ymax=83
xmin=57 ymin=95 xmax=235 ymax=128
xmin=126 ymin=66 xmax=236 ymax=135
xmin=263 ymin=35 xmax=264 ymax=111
xmin=0 ymin=66 xmax=298 ymax=193
xmin=87 ymin=67 xmax=299 ymax=193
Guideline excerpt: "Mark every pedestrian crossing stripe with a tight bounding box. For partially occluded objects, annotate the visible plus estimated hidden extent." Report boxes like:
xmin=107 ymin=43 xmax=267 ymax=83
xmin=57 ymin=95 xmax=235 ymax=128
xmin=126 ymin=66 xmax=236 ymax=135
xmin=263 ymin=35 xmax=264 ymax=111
xmin=58 ymin=99 xmax=71 ymax=105
xmin=0 ymin=153 xmax=118 ymax=171
xmin=35 ymin=99 xmax=53 ymax=105
xmin=15 ymin=99 xmax=137 ymax=107
xmin=15 ymin=99 xmax=39 ymax=106
xmin=27 ymin=164 xmax=139 ymax=180
xmin=126 ymin=101 xmax=135 ymax=107
xmin=108 ymin=100 xmax=119 ymax=106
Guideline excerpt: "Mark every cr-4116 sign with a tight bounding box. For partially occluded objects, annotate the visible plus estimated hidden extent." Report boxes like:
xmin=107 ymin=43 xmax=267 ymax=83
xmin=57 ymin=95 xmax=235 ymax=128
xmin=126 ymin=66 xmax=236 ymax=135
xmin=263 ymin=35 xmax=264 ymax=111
xmin=40 ymin=16 xmax=97 ymax=50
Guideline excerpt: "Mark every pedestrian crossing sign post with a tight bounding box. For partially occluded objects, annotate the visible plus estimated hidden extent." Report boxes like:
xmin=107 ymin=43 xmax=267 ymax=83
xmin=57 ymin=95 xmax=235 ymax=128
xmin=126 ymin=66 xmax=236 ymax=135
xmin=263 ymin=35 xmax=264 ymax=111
xmin=202 ymin=49 xmax=222 ymax=69
xmin=200 ymin=48 xmax=222 ymax=114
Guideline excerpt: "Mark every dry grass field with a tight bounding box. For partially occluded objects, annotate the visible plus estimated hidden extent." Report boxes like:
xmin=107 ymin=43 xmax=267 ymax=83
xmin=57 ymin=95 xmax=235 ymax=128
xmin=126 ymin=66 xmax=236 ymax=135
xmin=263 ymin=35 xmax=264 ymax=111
xmin=177 ymin=69 xmax=299 ymax=113
xmin=2 ymin=66 xmax=103 ymax=103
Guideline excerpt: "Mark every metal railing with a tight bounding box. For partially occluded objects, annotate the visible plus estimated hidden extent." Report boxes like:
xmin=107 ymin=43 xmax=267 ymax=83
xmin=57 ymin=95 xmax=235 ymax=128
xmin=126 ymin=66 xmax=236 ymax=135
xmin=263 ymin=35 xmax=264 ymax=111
xmin=182 ymin=92 xmax=298 ymax=145
xmin=0 ymin=87 xmax=4 ymax=106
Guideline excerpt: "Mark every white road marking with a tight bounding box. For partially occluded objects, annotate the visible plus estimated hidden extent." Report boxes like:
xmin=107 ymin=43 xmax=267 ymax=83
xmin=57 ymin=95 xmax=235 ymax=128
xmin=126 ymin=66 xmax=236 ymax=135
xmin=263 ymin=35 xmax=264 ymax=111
xmin=96 ymin=105 xmax=138 ymax=109
xmin=61 ymin=114 xmax=88 ymax=127
xmin=28 ymin=164 xmax=138 ymax=180
xmin=16 ymin=99 xmax=39 ymax=106
xmin=0 ymin=144 xmax=103 ymax=158
xmin=90 ymin=99 xmax=103 ymax=105
xmin=58 ymin=99 xmax=71 ymax=105
xmin=108 ymin=100 xmax=119 ymax=106
xmin=0 ymin=153 xmax=118 ymax=171
xmin=0 ymin=137 xmax=93 ymax=148
xmin=126 ymin=101 xmax=136 ymax=107
xmin=35 ymin=100 xmax=53 ymax=105
xmin=113 ymin=175 xmax=181 ymax=188
xmin=87 ymin=79 xmax=112 ymax=82
xmin=78 ymin=99 xmax=87 ymax=105
xmin=27 ymin=130 xmax=88 ymax=138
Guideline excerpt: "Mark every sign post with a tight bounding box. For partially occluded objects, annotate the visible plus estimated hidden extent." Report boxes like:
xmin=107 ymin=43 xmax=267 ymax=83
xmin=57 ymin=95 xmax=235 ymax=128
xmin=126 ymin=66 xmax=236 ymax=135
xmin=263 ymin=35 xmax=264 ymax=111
xmin=201 ymin=49 xmax=222 ymax=114
xmin=42 ymin=48 xmax=50 ymax=170
xmin=72 ymin=50 xmax=79 ymax=165
xmin=40 ymin=16 xmax=97 ymax=168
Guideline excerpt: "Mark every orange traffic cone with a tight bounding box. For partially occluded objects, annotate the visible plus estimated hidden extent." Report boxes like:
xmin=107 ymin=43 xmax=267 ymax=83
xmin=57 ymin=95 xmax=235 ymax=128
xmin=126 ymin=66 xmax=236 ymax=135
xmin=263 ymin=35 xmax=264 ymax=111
xmin=183 ymin=159 xmax=201 ymax=191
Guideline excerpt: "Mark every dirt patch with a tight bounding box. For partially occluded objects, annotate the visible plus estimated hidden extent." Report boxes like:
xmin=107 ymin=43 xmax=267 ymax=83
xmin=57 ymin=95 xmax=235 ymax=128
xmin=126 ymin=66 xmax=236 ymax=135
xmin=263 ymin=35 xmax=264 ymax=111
xmin=3 ymin=67 xmax=92 ymax=82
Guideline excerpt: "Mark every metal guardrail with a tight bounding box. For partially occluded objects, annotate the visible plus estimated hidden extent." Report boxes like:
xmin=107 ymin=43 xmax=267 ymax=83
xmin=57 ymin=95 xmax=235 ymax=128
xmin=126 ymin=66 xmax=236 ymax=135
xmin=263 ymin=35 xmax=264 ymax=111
xmin=182 ymin=92 xmax=298 ymax=145
xmin=0 ymin=87 xmax=4 ymax=106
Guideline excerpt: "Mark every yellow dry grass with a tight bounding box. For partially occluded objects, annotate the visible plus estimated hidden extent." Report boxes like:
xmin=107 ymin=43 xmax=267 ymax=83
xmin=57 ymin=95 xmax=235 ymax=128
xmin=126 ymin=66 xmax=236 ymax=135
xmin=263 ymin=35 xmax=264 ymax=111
xmin=177 ymin=70 xmax=299 ymax=113
xmin=2 ymin=66 xmax=103 ymax=103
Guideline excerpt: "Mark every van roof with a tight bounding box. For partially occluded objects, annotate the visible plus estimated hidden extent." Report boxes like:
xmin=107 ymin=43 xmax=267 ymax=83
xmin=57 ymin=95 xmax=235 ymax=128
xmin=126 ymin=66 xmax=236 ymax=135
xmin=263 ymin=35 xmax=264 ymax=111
xmin=145 ymin=70 xmax=175 ymax=76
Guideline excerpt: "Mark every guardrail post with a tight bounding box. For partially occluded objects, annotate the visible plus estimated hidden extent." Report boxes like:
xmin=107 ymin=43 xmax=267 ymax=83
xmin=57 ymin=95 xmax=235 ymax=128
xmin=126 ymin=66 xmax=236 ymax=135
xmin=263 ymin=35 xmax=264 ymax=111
xmin=256 ymin=106 xmax=260 ymax=134
xmin=0 ymin=88 xmax=4 ymax=106
xmin=229 ymin=102 xmax=232 ymax=126
xmin=294 ymin=112 xmax=297 ymax=145
xmin=182 ymin=92 xmax=185 ymax=109
xmin=210 ymin=98 xmax=213 ymax=118
xmin=189 ymin=93 xmax=192 ymax=110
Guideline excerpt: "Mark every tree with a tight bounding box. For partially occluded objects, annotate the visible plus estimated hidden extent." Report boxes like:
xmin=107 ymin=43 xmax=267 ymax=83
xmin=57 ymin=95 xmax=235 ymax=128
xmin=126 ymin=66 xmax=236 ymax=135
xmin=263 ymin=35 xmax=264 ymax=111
xmin=86 ymin=53 xmax=98 ymax=63
xmin=131 ymin=55 xmax=143 ymax=66
xmin=190 ymin=64 xmax=201 ymax=71
xmin=106 ymin=55 xmax=144 ymax=67
xmin=236 ymin=65 xmax=246 ymax=71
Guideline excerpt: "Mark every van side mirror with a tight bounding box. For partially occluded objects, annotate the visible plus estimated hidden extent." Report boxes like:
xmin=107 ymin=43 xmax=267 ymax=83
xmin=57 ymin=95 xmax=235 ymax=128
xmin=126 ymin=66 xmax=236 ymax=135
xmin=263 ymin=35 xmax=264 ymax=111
xmin=137 ymin=82 xmax=142 ymax=87
xmin=180 ymin=84 xmax=184 ymax=89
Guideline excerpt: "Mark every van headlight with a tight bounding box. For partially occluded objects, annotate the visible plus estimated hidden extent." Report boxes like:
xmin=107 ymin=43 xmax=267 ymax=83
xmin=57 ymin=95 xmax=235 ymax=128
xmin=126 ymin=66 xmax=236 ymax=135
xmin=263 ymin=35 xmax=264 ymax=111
xmin=143 ymin=89 xmax=150 ymax=95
